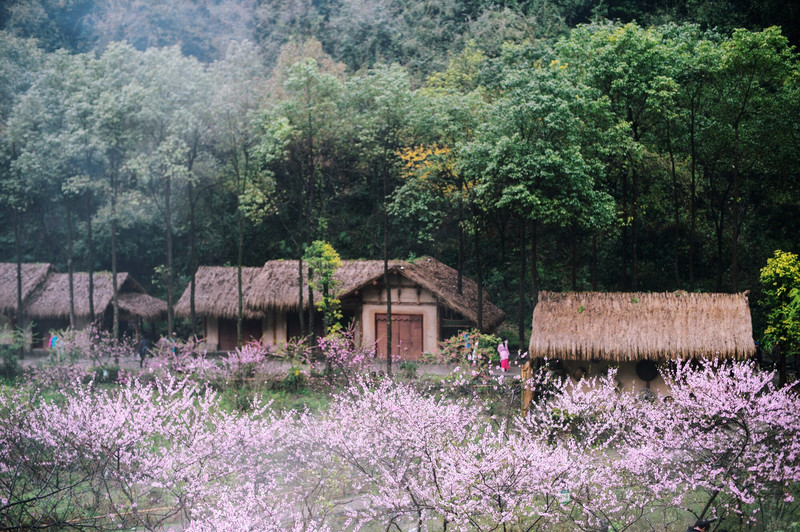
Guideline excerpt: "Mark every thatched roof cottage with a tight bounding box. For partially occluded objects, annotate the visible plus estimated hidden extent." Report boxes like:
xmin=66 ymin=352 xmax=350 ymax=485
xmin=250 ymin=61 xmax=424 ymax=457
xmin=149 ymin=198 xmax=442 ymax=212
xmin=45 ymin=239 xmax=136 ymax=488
xmin=527 ymin=290 xmax=755 ymax=395
xmin=174 ymin=266 xmax=265 ymax=350
xmin=25 ymin=272 xmax=167 ymax=342
xmin=0 ymin=262 xmax=53 ymax=321
xmin=176 ymin=257 xmax=505 ymax=357
xmin=0 ymin=264 xmax=167 ymax=349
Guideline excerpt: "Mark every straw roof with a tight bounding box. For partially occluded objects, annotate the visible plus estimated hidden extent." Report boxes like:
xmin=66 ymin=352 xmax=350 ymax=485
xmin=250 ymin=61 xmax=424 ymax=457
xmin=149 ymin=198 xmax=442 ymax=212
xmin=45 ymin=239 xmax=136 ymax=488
xmin=174 ymin=266 xmax=263 ymax=319
xmin=528 ymin=291 xmax=755 ymax=362
xmin=342 ymin=257 xmax=507 ymax=331
xmin=25 ymin=271 xmax=163 ymax=320
xmin=118 ymin=292 xmax=168 ymax=321
xmin=245 ymin=257 xmax=506 ymax=331
xmin=0 ymin=262 xmax=52 ymax=315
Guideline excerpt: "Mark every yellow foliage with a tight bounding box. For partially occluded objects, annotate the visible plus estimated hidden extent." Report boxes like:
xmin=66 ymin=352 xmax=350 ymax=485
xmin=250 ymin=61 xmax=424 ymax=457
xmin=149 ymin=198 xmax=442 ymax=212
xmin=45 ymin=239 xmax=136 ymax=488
xmin=398 ymin=144 xmax=454 ymax=181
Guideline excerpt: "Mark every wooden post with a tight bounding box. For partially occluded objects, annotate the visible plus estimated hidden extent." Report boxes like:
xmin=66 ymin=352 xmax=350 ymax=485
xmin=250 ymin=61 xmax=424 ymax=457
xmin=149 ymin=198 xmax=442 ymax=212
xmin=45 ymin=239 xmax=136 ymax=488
xmin=521 ymin=360 xmax=534 ymax=417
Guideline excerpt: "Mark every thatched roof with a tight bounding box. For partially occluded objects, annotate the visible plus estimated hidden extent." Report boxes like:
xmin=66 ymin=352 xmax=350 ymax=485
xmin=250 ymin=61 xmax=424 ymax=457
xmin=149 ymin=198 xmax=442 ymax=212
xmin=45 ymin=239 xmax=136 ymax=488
xmin=118 ymin=292 xmax=168 ymax=321
xmin=528 ymin=291 xmax=755 ymax=362
xmin=25 ymin=271 xmax=164 ymax=320
xmin=341 ymin=257 xmax=506 ymax=331
xmin=0 ymin=262 xmax=52 ymax=315
xmin=245 ymin=256 xmax=505 ymax=331
xmin=174 ymin=266 xmax=263 ymax=319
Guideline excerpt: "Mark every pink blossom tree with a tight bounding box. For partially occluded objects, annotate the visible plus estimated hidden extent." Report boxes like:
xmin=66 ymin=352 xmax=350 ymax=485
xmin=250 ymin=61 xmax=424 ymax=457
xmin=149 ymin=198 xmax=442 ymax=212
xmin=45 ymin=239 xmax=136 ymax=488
xmin=2 ymin=356 xmax=798 ymax=531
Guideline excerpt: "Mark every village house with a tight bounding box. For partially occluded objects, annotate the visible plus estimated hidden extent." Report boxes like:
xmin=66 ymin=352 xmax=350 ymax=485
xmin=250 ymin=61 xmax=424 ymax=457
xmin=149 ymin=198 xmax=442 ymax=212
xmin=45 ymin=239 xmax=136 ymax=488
xmin=0 ymin=262 xmax=53 ymax=342
xmin=526 ymin=290 xmax=756 ymax=397
xmin=175 ymin=256 xmax=505 ymax=358
xmin=0 ymin=263 xmax=166 ymax=350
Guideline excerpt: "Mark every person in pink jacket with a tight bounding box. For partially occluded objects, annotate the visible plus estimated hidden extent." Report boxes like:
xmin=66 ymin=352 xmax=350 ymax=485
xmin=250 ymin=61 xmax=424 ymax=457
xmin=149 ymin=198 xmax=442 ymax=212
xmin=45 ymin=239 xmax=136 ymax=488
xmin=497 ymin=338 xmax=510 ymax=371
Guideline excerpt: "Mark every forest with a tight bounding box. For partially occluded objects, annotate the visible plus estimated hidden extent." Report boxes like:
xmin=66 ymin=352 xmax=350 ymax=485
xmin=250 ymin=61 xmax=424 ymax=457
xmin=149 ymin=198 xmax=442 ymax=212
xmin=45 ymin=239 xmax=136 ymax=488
xmin=1 ymin=0 xmax=799 ymax=343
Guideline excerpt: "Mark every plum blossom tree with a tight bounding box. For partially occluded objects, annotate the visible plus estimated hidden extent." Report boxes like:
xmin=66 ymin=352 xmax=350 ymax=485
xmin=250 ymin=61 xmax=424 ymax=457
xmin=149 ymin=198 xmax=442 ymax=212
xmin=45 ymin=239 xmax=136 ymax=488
xmin=2 ymin=357 xmax=798 ymax=531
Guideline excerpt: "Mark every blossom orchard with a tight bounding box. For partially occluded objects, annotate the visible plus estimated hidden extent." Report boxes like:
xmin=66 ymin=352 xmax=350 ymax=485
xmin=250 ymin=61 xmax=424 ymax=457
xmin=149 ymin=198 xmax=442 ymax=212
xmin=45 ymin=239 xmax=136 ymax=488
xmin=52 ymin=322 xmax=136 ymax=367
xmin=0 ymin=377 xmax=302 ymax=530
xmin=316 ymin=328 xmax=375 ymax=382
xmin=2 ymin=358 xmax=798 ymax=530
xmin=520 ymin=359 xmax=800 ymax=529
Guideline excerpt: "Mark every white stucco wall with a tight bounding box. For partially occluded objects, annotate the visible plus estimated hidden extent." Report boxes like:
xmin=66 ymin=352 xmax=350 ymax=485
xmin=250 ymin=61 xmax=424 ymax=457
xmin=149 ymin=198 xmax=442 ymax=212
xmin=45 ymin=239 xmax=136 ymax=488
xmin=261 ymin=310 xmax=287 ymax=346
xmin=360 ymin=279 xmax=440 ymax=356
xmin=557 ymin=359 xmax=672 ymax=398
xmin=203 ymin=312 xmax=286 ymax=352
xmin=204 ymin=316 xmax=219 ymax=351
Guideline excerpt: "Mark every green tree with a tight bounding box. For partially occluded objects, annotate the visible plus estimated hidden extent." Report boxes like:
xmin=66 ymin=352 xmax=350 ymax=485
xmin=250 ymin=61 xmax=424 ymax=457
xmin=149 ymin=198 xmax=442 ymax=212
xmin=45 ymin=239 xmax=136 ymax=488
xmin=706 ymin=27 xmax=796 ymax=290
xmin=91 ymin=43 xmax=148 ymax=339
xmin=129 ymin=46 xmax=212 ymax=336
xmin=391 ymin=80 xmax=488 ymax=294
xmin=459 ymin=49 xmax=616 ymax=337
xmin=208 ymin=41 xmax=276 ymax=347
xmin=274 ymin=57 xmax=343 ymax=339
xmin=7 ymin=49 xmax=93 ymax=328
xmin=667 ymin=26 xmax=720 ymax=290
xmin=759 ymin=250 xmax=800 ymax=386
xmin=303 ymin=240 xmax=343 ymax=334
xmin=0 ymin=31 xmax=42 ymax=335
xmin=558 ymin=22 xmax=681 ymax=290
xmin=344 ymin=64 xmax=418 ymax=375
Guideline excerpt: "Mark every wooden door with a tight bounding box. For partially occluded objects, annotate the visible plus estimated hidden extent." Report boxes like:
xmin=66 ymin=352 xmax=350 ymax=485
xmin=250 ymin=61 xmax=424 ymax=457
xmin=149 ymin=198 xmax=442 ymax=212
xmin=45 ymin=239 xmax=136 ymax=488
xmin=218 ymin=318 xmax=263 ymax=351
xmin=375 ymin=313 xmax=423 ymax=360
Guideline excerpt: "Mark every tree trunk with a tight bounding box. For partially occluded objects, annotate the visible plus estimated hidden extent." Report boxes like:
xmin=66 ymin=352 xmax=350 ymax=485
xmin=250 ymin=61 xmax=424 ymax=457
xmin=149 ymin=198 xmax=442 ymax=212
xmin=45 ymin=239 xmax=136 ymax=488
xmin=187 ymin=137 xmax=200 ymax=337
xmin=384 ymin=199 xmax=393 ymax=377
xmin=518 ymin=221 xmax=526 ymax=351
xmin=66 ymin=201 xmax=75 ymax=328
xmin=476 ymin=229 xmax=483 ymax=330
xmin=457 ymin=194 xmax=464 ymax=295
xmin=620 ymin=170 xmax=629 ymax=290
xmin=632 ymin=165 xmax=639 ymax=291
xmin=308 ymin=264 xmax=316 ymax=344
xmin=237 ymin=207 xmax=244 ymax=348
xmin=531 ymin=221 xmax=539 ymax=310
xmin=14 ymin=211 xmax=23 ymax=356
xmin=668 ymin=125 xmax=681 ymax=287
xmin=689 ymin=103 xmax=697 ymax=291
xmin=571 ymin=224 xmax=578 ymax=291
xmin=298 ymin=255 xmax=305 ymax=336
xmin=111 ymin=174 xmax=120 ymax=343
xmin=189 ymin=181 xmax=198 ymax=336
xmin=165 ymin=174 xmax=174 ymax=336
xmin=731 ymin=123 xmax=741 ymax=291
xmin=591 ymin=232 xmax=598 ymax=291
xmin=87 ymin=195 xmax=94 ymax=322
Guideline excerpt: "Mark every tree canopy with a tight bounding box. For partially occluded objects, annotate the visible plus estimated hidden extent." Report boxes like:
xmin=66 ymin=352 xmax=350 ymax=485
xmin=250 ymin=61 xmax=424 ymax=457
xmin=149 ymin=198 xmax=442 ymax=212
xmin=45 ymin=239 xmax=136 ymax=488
xmin=1 ymin=3 xmax=798 ymax=345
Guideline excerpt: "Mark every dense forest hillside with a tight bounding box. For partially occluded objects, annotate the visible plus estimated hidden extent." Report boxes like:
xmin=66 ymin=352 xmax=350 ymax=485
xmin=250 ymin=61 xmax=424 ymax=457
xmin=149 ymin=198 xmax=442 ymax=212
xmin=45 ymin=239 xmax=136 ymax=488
xmin=1 ymin=0 xmax=798 ymax=343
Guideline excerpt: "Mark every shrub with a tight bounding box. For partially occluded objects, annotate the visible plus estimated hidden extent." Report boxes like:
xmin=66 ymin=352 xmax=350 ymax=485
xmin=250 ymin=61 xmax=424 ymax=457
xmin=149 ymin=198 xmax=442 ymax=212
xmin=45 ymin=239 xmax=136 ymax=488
xmin=317 ymin=328 xmax=374 ymax=384
xmin=0 ymin=325 xmax=24 ymax=382
xmin=399 ymin=360 xmax=418 ymax=379
xmin=435 ymin=328 xmax=502 ymax=365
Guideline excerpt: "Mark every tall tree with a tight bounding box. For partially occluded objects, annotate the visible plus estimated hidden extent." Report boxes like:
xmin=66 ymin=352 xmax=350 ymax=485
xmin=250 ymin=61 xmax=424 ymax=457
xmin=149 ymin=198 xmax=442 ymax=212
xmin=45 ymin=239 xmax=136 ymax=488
xmin=209 ymin=40 xmax=272 ymax=347
xmin=130 ymin=46 xmax=211 ymax=336
xmin=706 ymin=27 xmax=796 ymax=290
xmin=0 ymin=31 xmax=42 ymax=336
xmin=391 ymin=82 xmax=488 ymax=293
xmin=558 ymin=22 xmax=680 ymax=290
xmin=92 ymin=42 xmax=147 ymax=339
xmin=345 ymin=64 xmax=417 ymax=375
xmin=460 ymin=51 xmax=615 ymax=336
xmin=275 ymin=57 xmax=342 ymax=340
xmin=8 ymin=50 xmax=93 ymax=328
xmin=669 ymin=27 xmax=720 ymax=290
